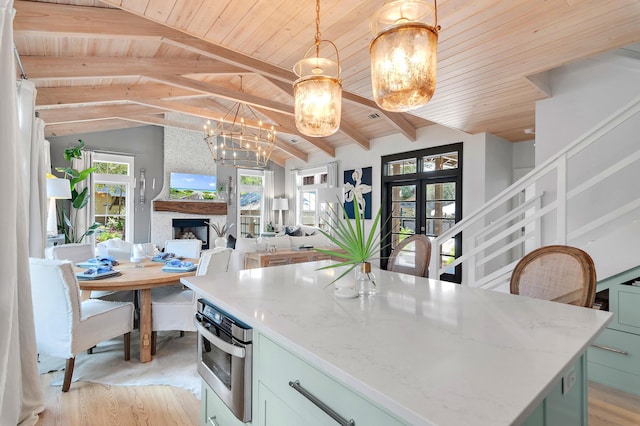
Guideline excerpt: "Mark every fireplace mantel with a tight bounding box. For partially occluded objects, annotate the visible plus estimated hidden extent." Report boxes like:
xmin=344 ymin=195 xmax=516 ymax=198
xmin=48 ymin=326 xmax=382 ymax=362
xmin=153 ymin=200 xmax=227 ymax=215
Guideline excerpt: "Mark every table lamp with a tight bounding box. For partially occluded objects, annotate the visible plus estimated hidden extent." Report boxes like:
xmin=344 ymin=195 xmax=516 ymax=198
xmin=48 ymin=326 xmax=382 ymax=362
xmin=273 ymin=198 xmax=289 ymax=230
xmin=46 ymin=177 xmax=72 ymax=237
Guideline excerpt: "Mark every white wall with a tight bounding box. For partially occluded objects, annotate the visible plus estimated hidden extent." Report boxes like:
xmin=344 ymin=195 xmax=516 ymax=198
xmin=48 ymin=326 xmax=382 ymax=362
xmin=285 ymin=124 xmax=513 ymax=282
xmin=534 ymin=52 xmax=640 ymax=280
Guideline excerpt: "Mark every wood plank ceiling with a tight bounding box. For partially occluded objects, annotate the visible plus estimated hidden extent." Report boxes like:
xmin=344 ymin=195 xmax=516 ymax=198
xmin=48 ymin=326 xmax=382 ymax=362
xmin=13 ymin=0 xmax=640 ymax=167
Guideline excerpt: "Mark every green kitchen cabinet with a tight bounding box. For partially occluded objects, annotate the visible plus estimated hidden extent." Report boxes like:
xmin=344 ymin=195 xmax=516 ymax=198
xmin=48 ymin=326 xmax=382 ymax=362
xmin=588 ymin=265 xmax=640 ymax=397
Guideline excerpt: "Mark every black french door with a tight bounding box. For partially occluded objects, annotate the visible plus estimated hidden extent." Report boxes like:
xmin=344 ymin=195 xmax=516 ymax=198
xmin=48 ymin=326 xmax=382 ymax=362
xmin=381 ymin=143 xmax=463 ymax=283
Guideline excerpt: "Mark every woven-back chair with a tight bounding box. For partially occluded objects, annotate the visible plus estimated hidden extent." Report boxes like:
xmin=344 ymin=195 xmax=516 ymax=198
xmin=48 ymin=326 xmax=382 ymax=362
xmin=387 ymin=234 xmax=432 ymax=278
xmin=510 ymin=245 xmax=596 ymax=308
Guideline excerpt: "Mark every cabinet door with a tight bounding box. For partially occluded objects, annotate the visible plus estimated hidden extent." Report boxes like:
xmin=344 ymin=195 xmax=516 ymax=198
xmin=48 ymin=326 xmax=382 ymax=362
xmin=256 ymin=334 xmax=406 ymax=426
xmin=257 ymin=382 xmax=321 ymax=426
xmin=202 ymin=382 xmax=246 ymax=426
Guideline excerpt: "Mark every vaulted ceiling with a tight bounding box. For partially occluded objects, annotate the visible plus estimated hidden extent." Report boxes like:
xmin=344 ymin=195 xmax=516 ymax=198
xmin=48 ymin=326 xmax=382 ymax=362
xmin=13 ymin=0 xmax=640 ymax=167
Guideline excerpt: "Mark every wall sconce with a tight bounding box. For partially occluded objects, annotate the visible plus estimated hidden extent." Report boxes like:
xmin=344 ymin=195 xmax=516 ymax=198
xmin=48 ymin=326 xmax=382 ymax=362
xmin=140 ymin=169 xmax=147 ymax=204
xmin=227 ymin=176 xmax=234 ymax=207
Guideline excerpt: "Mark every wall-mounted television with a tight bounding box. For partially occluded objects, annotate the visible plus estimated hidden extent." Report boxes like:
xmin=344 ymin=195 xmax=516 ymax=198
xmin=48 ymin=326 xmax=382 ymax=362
xmin=169 ymin=172 xmax=217 ymax=200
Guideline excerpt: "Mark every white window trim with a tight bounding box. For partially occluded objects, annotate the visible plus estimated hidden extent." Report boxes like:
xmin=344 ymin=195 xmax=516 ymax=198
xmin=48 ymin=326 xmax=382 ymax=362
xmin=237 ymin=168 xmax=266 ymax=237
xmin=296 ymin=165 xmax=329 ymax=227
xmin=93 ymin=153 xmax=135 ymax=242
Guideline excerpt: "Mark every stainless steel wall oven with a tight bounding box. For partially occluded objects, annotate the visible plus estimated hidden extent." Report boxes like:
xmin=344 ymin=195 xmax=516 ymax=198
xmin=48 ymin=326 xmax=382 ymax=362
xmin=195 ymin=298 xmax=252 ymax=422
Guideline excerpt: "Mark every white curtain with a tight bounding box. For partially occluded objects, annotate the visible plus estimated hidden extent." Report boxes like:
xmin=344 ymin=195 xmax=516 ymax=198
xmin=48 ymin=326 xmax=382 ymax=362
xmin=326 ymin=161 xmax=339 ymax=188
xmin=27 ymin=117 xmax=47 ymax=257
xmin=72 ymin=150 xmax=95 ymax=245
xmin=263 ymin=169 xmax=274 ymax=228
xmin=289 ymin=169 xmax=299 ymax=226
xmin=0 ymin=0 xmax=45 ymax=423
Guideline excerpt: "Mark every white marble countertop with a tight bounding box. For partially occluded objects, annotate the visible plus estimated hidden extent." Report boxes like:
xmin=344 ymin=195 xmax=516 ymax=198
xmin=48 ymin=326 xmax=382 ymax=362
xmin=182 ymin=261 xmax=612 ymax=426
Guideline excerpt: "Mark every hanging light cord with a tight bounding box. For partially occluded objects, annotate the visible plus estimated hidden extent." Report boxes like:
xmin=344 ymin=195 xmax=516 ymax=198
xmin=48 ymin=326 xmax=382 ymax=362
xmin=434 ymin=0 xmax=441 ymax=31
xmin=314 ymin=0 xmax=321 ymax=56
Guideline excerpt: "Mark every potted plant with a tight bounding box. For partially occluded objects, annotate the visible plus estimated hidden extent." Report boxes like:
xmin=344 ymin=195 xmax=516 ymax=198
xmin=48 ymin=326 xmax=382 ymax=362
xmin=314 ymin=198 xmax=390 ymax=298
xmin=206 ymin=220 xmax=234 ymax=248
xmin=55 ymin=139 xmax=101 ymax=243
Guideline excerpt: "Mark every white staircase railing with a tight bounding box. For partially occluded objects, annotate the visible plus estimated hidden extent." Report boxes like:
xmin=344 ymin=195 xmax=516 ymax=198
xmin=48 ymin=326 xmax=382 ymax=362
xmin=429 ymin=94 xmax=640 ymax=290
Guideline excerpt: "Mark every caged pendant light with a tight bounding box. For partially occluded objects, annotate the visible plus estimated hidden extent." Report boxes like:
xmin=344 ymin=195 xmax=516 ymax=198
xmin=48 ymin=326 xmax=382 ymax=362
xmin=293 ymin=0 xmax=342 ymax=138
xmin=203 ymin=77 xmax=277 ymax=169
xmin=370 ymin=0 xmax=440 ymax=112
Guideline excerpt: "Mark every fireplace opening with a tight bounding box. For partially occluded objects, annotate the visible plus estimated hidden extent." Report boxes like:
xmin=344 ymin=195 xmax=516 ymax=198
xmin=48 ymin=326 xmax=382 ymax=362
xmin=172 ymin=218 xmax=209 ymax=250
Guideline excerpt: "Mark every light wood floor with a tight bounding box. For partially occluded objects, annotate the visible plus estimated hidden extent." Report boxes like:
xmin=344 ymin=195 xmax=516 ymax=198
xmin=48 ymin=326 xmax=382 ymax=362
xmin=35 ymin=374 xmax=639 ymax=425
xmin=35 ymin=373 xmax=200 ymax=426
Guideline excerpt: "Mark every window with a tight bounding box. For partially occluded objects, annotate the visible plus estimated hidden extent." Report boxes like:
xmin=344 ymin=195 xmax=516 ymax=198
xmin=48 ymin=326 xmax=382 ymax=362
xmin=92 ymin=153 xmax=134 ymax=243
xmin=382 ymin=143 xmax=463 ymax=283
xmin=296 ymin=166 xmax=329 ymax=228
xmin=238 ymin=169 xmax=265 ymax=237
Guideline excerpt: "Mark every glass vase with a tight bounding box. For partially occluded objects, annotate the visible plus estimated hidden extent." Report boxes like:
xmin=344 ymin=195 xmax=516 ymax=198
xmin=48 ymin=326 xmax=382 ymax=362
xmin=356 ymin=262 xmax=376 ymax=298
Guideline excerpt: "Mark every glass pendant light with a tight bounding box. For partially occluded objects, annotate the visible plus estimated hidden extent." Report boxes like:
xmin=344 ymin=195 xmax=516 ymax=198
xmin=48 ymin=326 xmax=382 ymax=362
xmin=293 ymin=0 xmax=342 ymax=137
xmin=370 ymin=0 xmax=440 ymax=112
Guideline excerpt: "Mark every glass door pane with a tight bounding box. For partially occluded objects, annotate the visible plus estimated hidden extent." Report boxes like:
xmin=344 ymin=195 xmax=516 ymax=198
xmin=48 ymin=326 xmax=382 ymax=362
xmin=94 ymin=183 xmax=127 ymax=241
xmin=240 ymin=191 xmax=262 ymax=237
xmin=390 ymin=184 xmax=416 ymax=250
xmin=425 ymin=182 xmax=457 ymax=278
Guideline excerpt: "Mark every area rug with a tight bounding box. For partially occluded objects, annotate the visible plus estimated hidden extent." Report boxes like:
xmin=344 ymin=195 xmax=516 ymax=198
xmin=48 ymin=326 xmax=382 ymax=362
xmin=37 ymin=331 xmax=201 ymax=399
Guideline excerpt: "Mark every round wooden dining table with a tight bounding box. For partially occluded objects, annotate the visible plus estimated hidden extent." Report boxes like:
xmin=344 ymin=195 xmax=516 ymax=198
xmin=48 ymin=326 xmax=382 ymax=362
xmin=76 ymin=259 xmax=197 ymax=363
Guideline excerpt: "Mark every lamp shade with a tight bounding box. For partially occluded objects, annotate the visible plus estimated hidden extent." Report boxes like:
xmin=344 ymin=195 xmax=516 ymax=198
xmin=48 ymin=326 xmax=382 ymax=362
xmin=46 ymin=178 xmax=72 ymax=199
xmin=293 ymin=58 xmax=342 ymax=137
xmin=273 ymin=198 xmax=289 ymax=211
xmin=370 ymin=0 xmax=439 ymax=112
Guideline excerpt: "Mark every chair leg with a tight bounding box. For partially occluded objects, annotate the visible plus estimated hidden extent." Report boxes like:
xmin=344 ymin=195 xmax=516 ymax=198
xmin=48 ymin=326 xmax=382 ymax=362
xmin=151 ymin=331 xmax=157 ymax=356
xmin=62 ymin=357 xmax=75 ymax=392
xmin=123 ymin=332 xmax=131 ymax=361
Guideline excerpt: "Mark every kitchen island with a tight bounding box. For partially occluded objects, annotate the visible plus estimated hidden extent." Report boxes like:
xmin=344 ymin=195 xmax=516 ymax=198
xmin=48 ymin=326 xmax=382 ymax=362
xmin=182 ymin=261 xmax=611 ymax=425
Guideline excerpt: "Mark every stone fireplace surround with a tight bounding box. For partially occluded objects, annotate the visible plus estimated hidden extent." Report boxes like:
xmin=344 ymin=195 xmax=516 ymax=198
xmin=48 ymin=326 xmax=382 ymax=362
xmin=150 ymin=112 xmax=227 ymax=250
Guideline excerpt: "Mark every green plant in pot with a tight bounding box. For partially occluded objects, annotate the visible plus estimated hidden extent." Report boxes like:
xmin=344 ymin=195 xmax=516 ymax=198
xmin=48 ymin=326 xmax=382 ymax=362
xmin=314 ymin=198 xmax=390 ymax=298
xmin=55 ymin=139 xmax=101 ymax=243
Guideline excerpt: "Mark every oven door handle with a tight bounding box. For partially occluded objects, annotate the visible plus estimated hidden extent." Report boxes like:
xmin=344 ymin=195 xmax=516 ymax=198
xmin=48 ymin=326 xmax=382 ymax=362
xmin=194 ymin=316 xmax=247 ymax=359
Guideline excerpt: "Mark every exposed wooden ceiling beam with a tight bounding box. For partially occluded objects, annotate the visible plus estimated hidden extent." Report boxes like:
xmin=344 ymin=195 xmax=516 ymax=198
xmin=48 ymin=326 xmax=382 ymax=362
xmin=38 ymin=104 xmax=161 ymax=125
xmin=21 ymin=56 xmax=241 ymax=80
xmin=143 ymin=73 xmax=294 ymax=116
xmin=36 ymin=84 xmax=200 ymax=108
xmin=13 ymin=0 xmax=417 ymax=140
xmin=44 ymin=119 xmax=148 ymax=138
xmin=120 ymin=114 xmax=203 ymax=132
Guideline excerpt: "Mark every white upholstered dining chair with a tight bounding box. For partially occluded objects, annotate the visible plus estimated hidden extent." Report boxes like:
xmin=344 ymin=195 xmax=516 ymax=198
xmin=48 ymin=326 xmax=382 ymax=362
xmin=29 ymin=258 xmax=135 ymax=392
xmin=150 ymin=247 xmax=232 ymax=354
xmin=164 ymin=239 xmax=202 ymax=259
xmin=49 ymin=243 xmax=94 ymax=263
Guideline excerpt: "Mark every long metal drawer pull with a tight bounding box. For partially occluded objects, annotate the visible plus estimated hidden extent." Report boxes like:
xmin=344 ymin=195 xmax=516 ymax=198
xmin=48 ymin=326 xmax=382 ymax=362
xmin=591 ymin=343 xmax=628 ymax=355
xmin=289 ymin=380 xmax=355 ymax=426
xmin=207 ymin=415 xmax=219 ymax=426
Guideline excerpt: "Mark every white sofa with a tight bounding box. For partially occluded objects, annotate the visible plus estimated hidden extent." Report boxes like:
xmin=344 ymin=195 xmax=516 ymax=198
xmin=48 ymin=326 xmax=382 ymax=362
xmin=228 ymin=227 xmax=334 ymax=272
